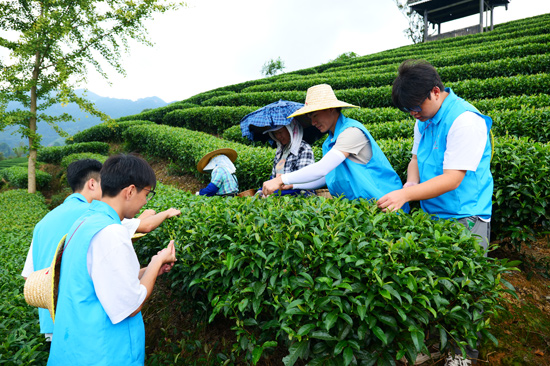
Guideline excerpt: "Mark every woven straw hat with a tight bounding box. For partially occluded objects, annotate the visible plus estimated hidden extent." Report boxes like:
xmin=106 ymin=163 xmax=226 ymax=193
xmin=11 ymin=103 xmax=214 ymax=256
xmin=197 ymin=148 xmax=237 ymax=173
xmin=24 ymin=234 xmax=67 ymax=322
xmin=287 ymin=84 xmax=358 ymax=118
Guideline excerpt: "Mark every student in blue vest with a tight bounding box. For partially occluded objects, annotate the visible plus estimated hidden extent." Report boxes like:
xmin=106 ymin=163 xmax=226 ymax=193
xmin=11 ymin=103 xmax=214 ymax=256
xmin=261 ymin=84 xmax=409 ymax=213
xmin=377 ymin=59 xmax=493 ymax=252
xmin=377 ymin=60 xmax=493 ymax=366
xmin=22 ymin=159 xmax=181 ymax=346
xmin=47 ymin=154 xmax=177 ymax=366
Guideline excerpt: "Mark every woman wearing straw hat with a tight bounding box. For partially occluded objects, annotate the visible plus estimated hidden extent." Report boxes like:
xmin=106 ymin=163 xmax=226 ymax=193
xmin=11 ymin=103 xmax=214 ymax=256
xmin=196 ymin=148 xmax=239 ymax=196
xmin=262 ymin=84 xmax=409 ymax=213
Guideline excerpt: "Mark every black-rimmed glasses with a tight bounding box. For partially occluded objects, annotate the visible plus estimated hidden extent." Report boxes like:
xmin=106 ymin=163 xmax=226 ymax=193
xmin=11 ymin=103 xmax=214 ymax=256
xmin=402 ymin=88 xmax=433 ymax=113
xmin=139 ymin=187 xmax=156 ymax=202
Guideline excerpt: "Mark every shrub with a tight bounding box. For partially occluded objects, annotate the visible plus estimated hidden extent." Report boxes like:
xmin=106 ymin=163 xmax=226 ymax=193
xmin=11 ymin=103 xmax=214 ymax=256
xmin=137 ymin=188 xmax=518 ymax=365
xmin=60 ymin=153 xmax=109 ymax=170
xmin=0 ymin=166 xmax=52 ymax=189
xmin=0 ymin=190 xmax=50 ymax=365
xmin=163 ymin=106 xmax=257 ymax=134
xmin=67 ymin=120 xmax=154 ymax=144
xmin=117 ymin=102 xmax=197 ymax=123
xmin=37 ymin=142 xmax=109 ymax=164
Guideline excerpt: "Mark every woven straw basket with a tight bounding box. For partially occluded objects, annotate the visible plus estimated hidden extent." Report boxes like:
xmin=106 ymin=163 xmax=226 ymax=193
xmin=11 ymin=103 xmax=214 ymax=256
xmin=237 ymin=189 xmax=257 ymax=197
xmin=315 ymin=189 xmax=333 ymax=199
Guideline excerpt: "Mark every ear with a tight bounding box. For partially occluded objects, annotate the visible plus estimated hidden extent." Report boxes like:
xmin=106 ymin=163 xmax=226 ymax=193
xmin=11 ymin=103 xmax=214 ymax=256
xmin=124 ymin=185 xmax=136 ymax=201
xmin=87 ymin=178 xmax=97 ymax=191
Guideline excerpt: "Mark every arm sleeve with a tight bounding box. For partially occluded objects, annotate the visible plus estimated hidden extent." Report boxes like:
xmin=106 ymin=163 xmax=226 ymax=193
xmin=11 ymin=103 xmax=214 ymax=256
xmin=21 ymin=240 xmax=34 ymax=277
xmin=282 ymin=149 xmax=346 ymax=185
xmin=199 ymin=183 xmax=220 ymax=196
xmin=293 ymin=176 xmax=326 ymax=190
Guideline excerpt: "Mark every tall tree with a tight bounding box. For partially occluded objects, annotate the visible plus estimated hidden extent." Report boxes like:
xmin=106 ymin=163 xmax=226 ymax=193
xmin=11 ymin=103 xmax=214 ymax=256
xmin=394 ymin=0 xmax=425 ymax=44
xmin=0 ymin=0 xmax=182 ymax=193
xmin=261 ymin=57 xmax=285 ymax=77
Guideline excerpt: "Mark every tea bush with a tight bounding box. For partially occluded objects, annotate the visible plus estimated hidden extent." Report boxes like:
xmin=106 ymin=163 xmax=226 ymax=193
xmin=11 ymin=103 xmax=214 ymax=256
xmin=137 ymin=188 xmax=518 ymax=365
xmin=117 ymin=102 xmax=197 ymax=124
xmin=163 ymin=106 xmax=257 ymax=134
xmin=0 ymin=166 xmax=52 ymax=189
xmin=60 ymin=153 xmax=109 ymax=170
xmin=67 ymin=120 xmax=154 ymax=144
xmin=0 ymin=190 xmax=50 ymax=366
xmin=37 ymin=141 xmax=109 ymax=164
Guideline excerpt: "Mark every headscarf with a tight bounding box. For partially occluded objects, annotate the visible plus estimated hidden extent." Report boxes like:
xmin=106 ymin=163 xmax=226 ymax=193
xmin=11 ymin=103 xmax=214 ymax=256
xmin=268 ymin=120 xmax=304 ymax=158
xmin=203 ymin=154 xmax=236 ymax=174
xmin=268 ymin=120 xmax=304 ymax=176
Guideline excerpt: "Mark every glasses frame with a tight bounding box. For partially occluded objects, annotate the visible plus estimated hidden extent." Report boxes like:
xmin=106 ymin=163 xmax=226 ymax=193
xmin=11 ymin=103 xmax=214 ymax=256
xmin=402 ymin=88 xmax=433 ymax=113
xmin=138 ymin=186 xmax=156 ymax=202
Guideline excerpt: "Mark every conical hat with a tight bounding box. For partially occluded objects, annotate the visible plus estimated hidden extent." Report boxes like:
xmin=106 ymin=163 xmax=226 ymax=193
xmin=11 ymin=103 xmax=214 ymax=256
xmin=197 ymin=148 xmax=237 ymax=173
xmin=287 ymin=84 xmax=358 ymax=118
xmin=24 ymin=234 xmax=67 ymax=322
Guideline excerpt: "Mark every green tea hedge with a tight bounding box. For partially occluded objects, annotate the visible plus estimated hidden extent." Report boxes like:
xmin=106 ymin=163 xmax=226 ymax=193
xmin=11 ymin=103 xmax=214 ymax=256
xmin=60 ymin=153 xmax=109 ymax=170
xmin=163 ymin=106 xmax=257 ymax=134
xmin=68 ymin=120 xmax=154 ymax=144
xmin=0 ymin=190 xmax=50 ymax=365
xmin=37 ymin=141 xmax=110 ymax=164
xmin=137 ymin=188 xmax=517 ymax=365
xmin=0 ymin=166 xmax=52 ymax=189
xmin=117 ymin=102 xmax=197 ymax=124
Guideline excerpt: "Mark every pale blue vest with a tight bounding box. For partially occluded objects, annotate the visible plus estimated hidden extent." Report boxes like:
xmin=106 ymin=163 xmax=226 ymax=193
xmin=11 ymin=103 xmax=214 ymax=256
xmin=48 ymin=201 xmax=145 ymax=366
xmin=416 ymin=88 xmax=493 ymax=219
xmin=323 ymin=115 xmax=410 ymax=213
xmin=32 ymin=193 xmax=89 ymax=334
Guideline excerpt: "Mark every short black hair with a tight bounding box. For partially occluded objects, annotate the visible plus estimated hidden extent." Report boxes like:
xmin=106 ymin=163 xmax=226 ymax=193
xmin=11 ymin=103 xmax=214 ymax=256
xmin=100 ymin=154 xmax=156 ymax=198
xmin=66 ymin=159 xmax=102 ymax=192
xmin=392 ymin=59 xmax=445 ymax=112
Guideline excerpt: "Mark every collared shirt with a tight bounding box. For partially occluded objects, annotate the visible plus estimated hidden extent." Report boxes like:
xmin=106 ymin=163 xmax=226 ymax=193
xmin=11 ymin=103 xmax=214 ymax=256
xmin=271 ymin=140 xmax=315 ymax=176
xmin=210 ymin=166 xmax=239 ymax=195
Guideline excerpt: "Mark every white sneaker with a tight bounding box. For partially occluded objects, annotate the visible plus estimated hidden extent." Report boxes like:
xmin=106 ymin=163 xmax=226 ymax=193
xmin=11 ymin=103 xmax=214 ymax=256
xmin=444 ymin=355 xmax=472 ymax=366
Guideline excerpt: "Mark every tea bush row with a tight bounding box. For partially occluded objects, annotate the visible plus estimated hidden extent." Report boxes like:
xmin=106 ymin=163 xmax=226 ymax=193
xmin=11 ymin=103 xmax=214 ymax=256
xmin=201 ymin=73 xmax=550 ymax=109
xmin=37 ymin=141 xmax=109 ymax=164
xmin=117 ymin=103 xmax=197 ymax=124
xmin=0 ymin=190 xmax=50 ymax=366
xmin=122 ymin=124 xmax=274 ymax=190
xmin=242 ymin=53 xmax=550 ymax=93
xmin=137 ymin=188 xmax=518 ymax=365
xmin=0 ymin=165 xmax=52 ymax=189
xmin=68 ymin=120 xmax=154 ymax=144
xmin=60 ymin=153 xmax=108 ymax=170
xmin=163 ymin=106 xmax=258 ymax=134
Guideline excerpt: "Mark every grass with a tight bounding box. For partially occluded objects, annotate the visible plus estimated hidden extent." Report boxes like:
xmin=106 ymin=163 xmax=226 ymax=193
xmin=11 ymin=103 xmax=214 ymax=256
xmin=0 ymin=157 xmax=27 ymax=169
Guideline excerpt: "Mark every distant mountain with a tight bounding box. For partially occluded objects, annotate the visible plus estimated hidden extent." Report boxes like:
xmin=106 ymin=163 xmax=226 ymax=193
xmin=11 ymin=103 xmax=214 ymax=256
xmin=0 ymin=89 xmax=168 ymax=155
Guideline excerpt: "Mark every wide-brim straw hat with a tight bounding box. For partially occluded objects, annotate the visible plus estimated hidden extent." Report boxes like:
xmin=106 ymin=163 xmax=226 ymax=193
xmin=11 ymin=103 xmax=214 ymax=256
xmin=287 ymin=84 xmax=358 ymax=118
xmin=24 ymin=234 xmax=67 ymax=322
xmin=197 ymin=148 xmax=237 ymax=173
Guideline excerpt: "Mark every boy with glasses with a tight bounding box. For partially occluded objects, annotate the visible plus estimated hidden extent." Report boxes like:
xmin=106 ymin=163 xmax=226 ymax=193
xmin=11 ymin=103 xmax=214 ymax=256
xmin=48 ymin=154 xmax=177 ymax=365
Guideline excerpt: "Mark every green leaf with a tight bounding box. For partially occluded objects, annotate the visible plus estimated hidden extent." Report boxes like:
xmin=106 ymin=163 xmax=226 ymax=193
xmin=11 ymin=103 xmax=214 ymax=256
xmin=282 ymin=341 xmax=308 ymax=366
xmin=252 ymin=346 xmax=264 ymax=364
xmin=297 ymin=323 xmax=316 ymax=336
xmin=343 ymin=347 xmax=354 ymax=366
xmin=310 ymin=331 xmax=337 ymax=341
xmin=372 ymin=326 xmax=388 ymax=345
xmin=324 ymin=310 xmax=339 ymax=331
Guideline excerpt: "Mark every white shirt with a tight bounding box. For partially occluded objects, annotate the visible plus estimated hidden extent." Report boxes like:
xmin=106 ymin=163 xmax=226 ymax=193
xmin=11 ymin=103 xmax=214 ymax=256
xmin=412 ymin=111 xmax=488 ymax=171
xmin=87 ymin=223 xmax=147 ymax=324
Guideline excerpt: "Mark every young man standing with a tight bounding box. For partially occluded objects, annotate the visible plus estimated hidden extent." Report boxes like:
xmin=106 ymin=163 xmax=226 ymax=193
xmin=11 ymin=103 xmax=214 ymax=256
xmin=377 ymin=60 xmax=493 ymax=366
xmin=377 ymin=59 xmax=493 ymax=251
xmin=47 ymin=154 xmax=177 ymax=365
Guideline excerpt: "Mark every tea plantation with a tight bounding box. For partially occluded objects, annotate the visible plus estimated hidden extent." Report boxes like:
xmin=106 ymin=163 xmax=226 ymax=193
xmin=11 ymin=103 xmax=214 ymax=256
xmin=1 ymin=13 xmax=550 ymax=366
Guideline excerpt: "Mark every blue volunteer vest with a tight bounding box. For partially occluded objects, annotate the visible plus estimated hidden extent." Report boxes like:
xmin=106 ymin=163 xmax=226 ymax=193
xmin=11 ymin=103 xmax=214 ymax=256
xmin=48 ymin=201 xmax=145 ymax=366
xmin=322 ymin=115 xmax=410 ymax=213
xmin=31 ymin=193 xmax=90 ymax=334
xmin=416 ymin=88 xmax=493 ymax=219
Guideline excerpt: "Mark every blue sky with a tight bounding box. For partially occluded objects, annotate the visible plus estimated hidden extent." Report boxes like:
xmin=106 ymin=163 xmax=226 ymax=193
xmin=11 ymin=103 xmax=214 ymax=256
xmin=82 ymin=0 xmax=550 ymax=103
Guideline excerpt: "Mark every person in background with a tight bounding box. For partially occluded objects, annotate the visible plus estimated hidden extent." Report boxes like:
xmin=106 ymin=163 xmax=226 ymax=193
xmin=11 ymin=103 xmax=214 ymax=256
xmin=196 ymin=148 xmax=239 ymax=196
xmin=21 ymin=159 xmax=180 ymax=345
xmin=257 ymin=119 xmax=315 ymax=196
xmin=47 ymin=154 xmax=177 ymax=365
xmin=262 ymin=84 xmax=409 ymax=213
xmin=377 ymin=59 xmax=493 ymax=366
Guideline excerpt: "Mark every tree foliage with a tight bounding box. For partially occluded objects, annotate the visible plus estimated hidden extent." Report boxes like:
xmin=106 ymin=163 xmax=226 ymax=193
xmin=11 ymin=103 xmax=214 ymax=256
xmin=261 ymin=57 xmax=285 ymax=77
xmin=393 ymin=0 xmax=425 ymax=44
xmin=0 ymin=0 xmax=182 ymax=192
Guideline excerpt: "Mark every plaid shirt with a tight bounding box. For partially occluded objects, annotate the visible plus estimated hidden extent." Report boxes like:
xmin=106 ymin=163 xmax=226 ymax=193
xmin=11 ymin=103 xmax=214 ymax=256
xmin=211 ymin=166 xmax=239 ymax=195
xmin=271 ymin=140 xmax=315 ymax=177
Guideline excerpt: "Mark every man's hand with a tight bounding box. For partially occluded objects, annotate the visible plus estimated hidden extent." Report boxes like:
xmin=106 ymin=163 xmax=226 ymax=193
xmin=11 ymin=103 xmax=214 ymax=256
xmin=138 ymin=209 xmax=156 ymax=220
xmin=154 ymin=240 xmax=177 ymax=276
xmin=163 ymin=208 xmax=181 ymax=219
xmin=377 ymin=189 xmax=409 ymax=212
